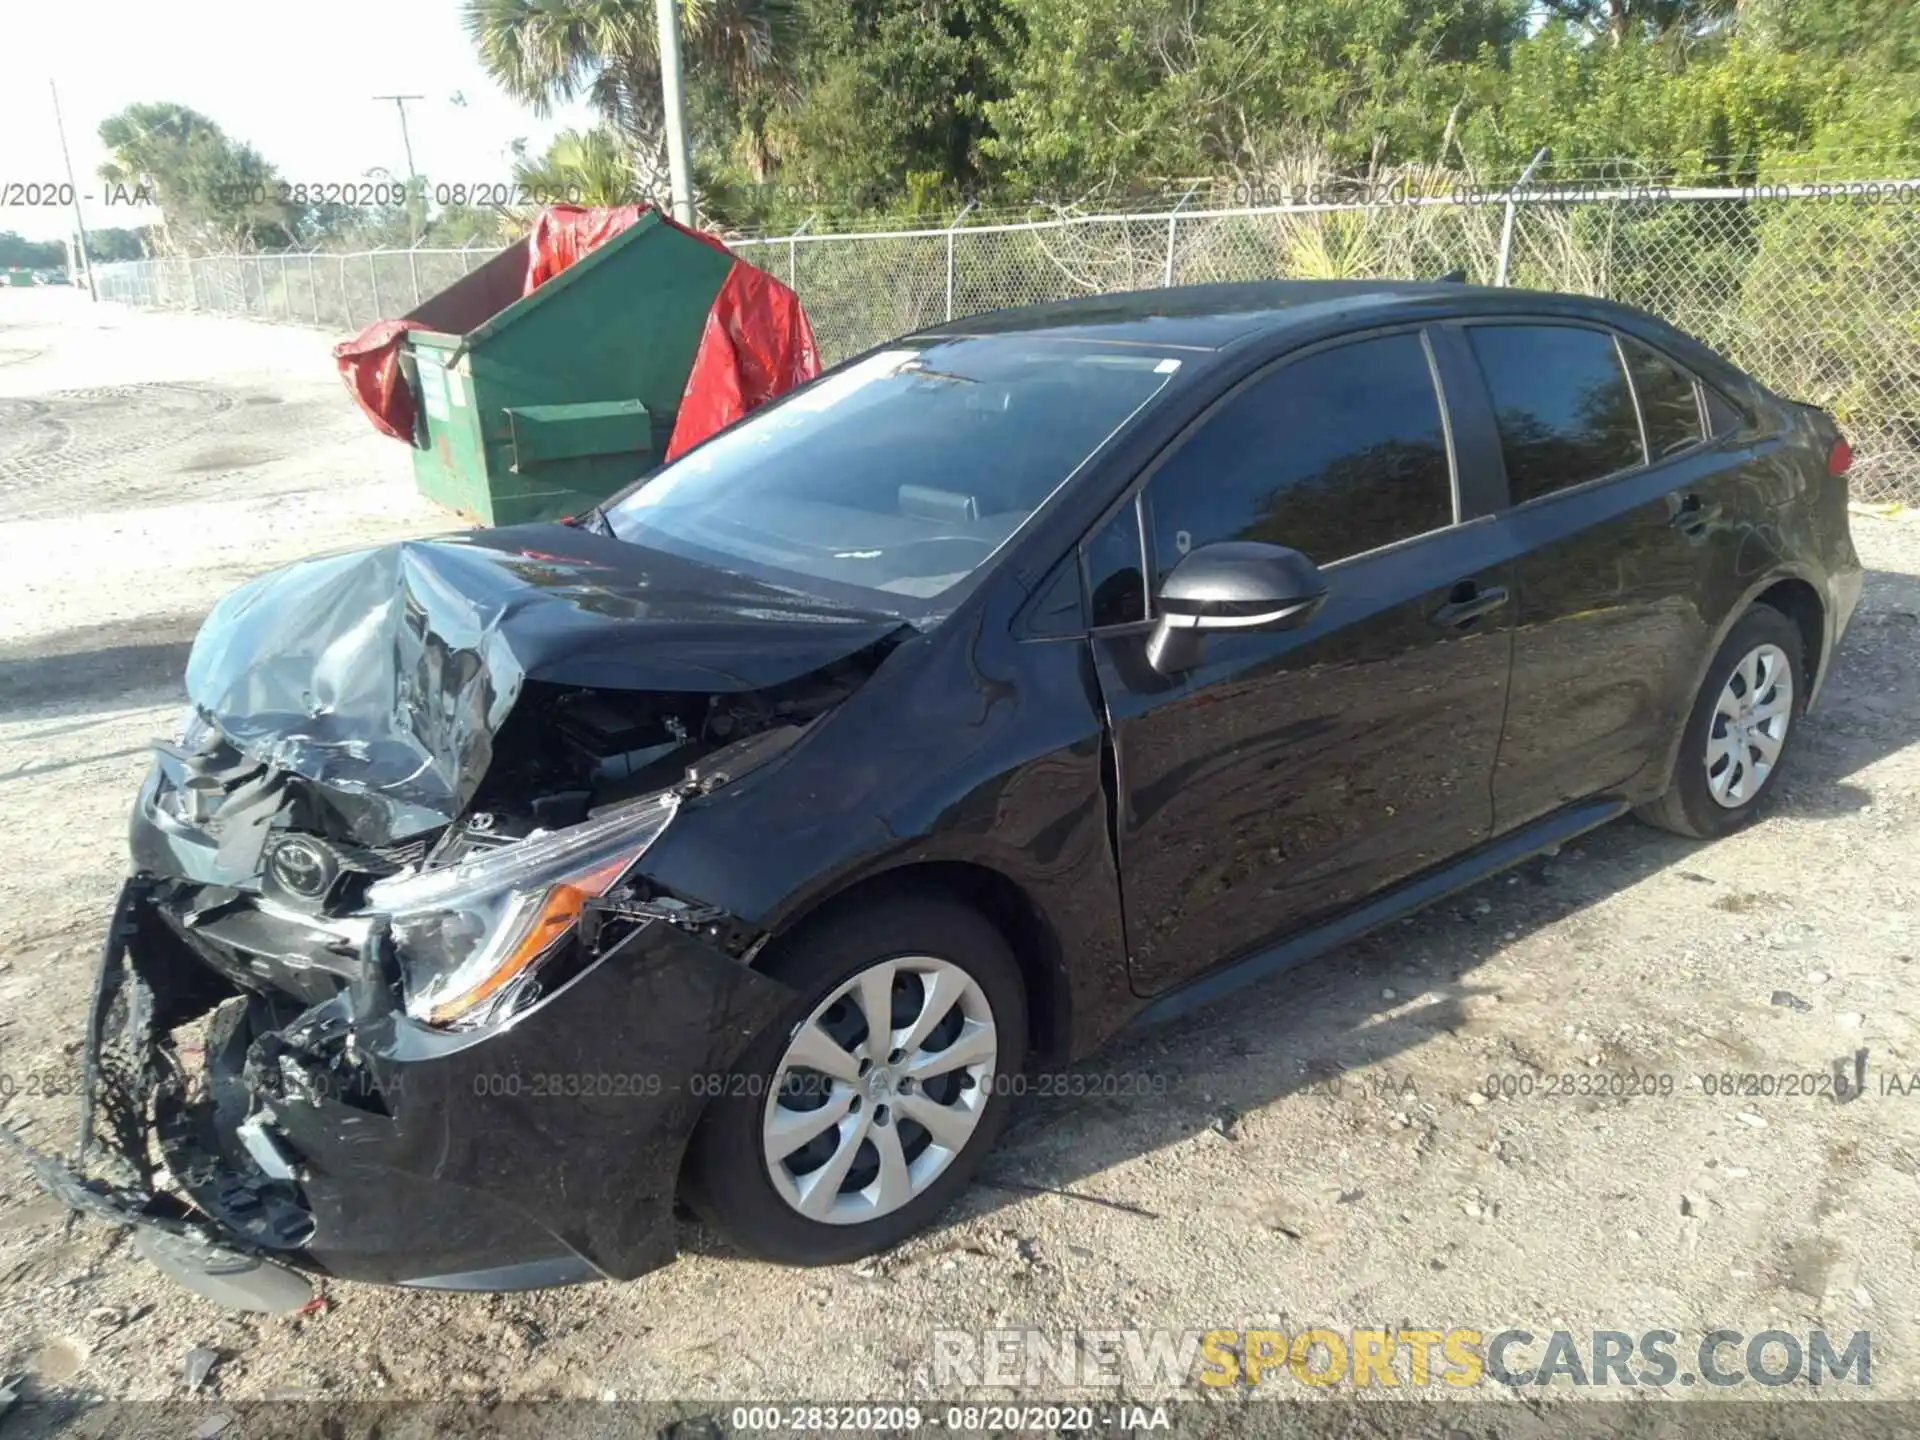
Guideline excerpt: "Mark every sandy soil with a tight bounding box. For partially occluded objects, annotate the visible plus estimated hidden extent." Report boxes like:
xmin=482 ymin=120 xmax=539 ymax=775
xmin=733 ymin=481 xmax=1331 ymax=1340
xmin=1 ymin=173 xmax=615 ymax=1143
xmin=1 ymin=287 xmax=1917 ymax=1430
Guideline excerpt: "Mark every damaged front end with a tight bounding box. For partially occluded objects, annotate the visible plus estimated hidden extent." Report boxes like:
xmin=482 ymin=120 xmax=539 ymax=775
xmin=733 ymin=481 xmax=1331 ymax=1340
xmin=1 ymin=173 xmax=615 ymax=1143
xmin=7 ymin=530 xmax=906 ymax=1301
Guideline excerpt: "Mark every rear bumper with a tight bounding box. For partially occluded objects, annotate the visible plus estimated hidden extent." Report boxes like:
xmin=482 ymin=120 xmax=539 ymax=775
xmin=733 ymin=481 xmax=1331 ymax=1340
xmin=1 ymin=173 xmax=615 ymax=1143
xmin=1815 ymin=560 xmax=1865 ymax=709
xmin=4 ymin=876 xmax=793 ymax=1300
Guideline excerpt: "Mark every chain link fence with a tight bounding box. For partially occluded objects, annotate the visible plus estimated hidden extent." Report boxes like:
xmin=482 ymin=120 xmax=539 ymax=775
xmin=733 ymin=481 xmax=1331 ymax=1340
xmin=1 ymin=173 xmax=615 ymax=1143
xmin=96 ymin=182 xmax=1920 ymax=504
xmin=93 ymin=246 xmax=501 ymax=333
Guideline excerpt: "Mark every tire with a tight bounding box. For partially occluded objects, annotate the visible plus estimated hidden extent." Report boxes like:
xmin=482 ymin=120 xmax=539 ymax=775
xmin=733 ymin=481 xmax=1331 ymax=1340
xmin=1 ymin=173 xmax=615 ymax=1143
xmin=684 ymin=893 xmax=1029 ymax=1266
xmin=1635 ymin=603 xmax=1806 ymax=839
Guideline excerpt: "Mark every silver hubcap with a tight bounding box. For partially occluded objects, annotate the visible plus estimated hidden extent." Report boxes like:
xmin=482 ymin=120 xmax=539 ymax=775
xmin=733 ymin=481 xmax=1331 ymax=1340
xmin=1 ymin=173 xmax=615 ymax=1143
xmin=1706 ymin=642 xmax=1793 ymax=808
xmin=762 ymin=956 xmax=997 ymax=1225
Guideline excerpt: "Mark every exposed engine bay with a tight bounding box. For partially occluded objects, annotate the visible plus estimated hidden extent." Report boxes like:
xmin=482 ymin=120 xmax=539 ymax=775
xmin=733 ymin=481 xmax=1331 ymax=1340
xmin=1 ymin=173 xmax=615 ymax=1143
xmin=149 ymin=646 xmax=889 ymax=928
xmin=122 ymin=522 xmax=913 ymax=1064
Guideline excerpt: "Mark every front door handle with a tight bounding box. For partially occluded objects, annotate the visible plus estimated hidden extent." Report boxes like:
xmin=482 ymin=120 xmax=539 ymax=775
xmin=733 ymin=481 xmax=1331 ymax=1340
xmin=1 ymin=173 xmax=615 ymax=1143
xmin=1430 ymin=584 xmax=1510 ymax=629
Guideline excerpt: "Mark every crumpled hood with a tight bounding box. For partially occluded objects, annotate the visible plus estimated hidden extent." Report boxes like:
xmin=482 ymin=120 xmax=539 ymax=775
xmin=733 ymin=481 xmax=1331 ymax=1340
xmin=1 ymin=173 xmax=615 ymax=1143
xmin=184 ymin=522 xmax=908 ymax=836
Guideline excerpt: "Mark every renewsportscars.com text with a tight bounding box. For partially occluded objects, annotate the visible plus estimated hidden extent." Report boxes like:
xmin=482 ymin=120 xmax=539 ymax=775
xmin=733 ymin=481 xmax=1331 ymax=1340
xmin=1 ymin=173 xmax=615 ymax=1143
xmin=931 ymin=1326 xmax=1870 ymax=1390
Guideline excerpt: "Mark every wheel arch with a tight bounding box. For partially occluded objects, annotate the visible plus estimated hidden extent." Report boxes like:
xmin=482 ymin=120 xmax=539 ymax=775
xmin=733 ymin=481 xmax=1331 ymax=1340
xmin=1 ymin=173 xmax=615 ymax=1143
xmin=757 ymin=859 xmax=1077 ymax=1070
xmin=1751 ymin=574 xmax=1826 ymax=696
xmin=1649 ymin=567 xmax=1826 ymax=800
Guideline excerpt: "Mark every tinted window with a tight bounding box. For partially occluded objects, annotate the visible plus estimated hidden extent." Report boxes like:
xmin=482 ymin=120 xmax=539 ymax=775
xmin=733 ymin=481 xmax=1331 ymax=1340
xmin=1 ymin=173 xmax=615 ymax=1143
xmin=1620 ymin=335 xmax=1703 ymax=460
xmin=1468 ymin=325 xmax=1645 ymax=503
xmin=1143 ymin=333 xmax=1453 ymax=581
xmin=1703 ymin=386 xmax=1743 ymax=438
xmin=1025 ymin=556 xmax=1085 ymax=635
xmin=605 ymin=339 xmax=1179 ymax=611
xmin=1086 ymin=496 xmax=1147 ymax=627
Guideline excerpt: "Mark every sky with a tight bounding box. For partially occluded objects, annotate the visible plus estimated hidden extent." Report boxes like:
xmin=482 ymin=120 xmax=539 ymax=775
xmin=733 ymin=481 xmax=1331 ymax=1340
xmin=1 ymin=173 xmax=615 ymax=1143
xmin=0 ymin=0 xmax=597 ymax=244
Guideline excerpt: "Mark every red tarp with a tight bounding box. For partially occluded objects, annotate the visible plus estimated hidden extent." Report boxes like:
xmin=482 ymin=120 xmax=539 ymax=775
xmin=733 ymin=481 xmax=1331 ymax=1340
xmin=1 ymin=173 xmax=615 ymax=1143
xmin=523 ymin=202 xmax=730 ymax=289
xmin=333 ymin=204 xmax=818 ymax=462
xmin=665 ymin=258 xmax=821 ymax=461
xmin=334 ymin=318 xmax=427 ymax=442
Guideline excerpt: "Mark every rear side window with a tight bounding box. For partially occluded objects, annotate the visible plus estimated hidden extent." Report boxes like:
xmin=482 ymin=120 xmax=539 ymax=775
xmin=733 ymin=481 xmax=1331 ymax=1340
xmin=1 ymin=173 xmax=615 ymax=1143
xmin=1467 ymin=324 xmax=1645 ymax=503
xmin=1703 ymin=386 xmax=1743 ymax=438
xmin=1143 ymin=332 xmax=1453 ymax=580
xmin=1620 ymin=335 xmax=1704 ymax=460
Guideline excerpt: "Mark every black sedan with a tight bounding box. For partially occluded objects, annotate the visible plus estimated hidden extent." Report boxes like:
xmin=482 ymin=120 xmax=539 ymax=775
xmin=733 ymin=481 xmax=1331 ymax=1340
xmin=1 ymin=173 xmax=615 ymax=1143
xmin=7 ymin=280 xmax=1862 ymax=1306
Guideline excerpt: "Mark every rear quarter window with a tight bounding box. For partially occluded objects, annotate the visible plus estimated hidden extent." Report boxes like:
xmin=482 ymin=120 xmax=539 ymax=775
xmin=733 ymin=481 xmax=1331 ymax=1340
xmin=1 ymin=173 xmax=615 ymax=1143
xmin=1702 ymin=386 xmax=1744 ymax=438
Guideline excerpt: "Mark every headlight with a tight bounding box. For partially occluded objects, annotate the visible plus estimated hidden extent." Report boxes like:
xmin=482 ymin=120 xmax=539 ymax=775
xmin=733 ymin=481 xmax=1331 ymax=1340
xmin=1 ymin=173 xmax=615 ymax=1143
xmin=364 ymin=792 xmax=678 ymax=1029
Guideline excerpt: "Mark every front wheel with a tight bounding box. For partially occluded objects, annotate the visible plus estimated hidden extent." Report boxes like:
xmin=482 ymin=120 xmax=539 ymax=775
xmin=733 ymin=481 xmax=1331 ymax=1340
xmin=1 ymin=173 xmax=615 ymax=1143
xmin=1636 ymin=603 xmax=1806 ymax=839
xmin=684 ymin=894 xmax=1028 ymax=1266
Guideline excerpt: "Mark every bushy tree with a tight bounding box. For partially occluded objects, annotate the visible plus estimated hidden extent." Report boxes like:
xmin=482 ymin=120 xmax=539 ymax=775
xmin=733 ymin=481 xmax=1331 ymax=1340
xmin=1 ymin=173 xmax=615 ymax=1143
xmin=1457 ymin=27 xmax=1844 ymax=184
xmin=758 ymin=0 xmax=1019 ymax=215
xmin=97 ymin=103 xmax=298 ymax=253
xmin=86 ymin=227 xmax=156 ymax=262
xmin=0 ymin=233 xmax=66 ymax=269
xmin=978 ymin=0 xmax=1524 ymax=198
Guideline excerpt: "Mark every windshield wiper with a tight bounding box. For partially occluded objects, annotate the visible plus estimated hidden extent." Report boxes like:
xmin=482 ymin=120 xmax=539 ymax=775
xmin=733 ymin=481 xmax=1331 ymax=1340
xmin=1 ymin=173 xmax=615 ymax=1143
xmin=901 ymin=366 xmax=979 ymax=386
xmin=569 ymin=504 xmax=614 ymax=537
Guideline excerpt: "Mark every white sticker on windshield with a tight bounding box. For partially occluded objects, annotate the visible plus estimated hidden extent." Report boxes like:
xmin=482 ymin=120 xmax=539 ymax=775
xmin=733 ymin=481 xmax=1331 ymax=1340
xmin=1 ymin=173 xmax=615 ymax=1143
xmin=1154 ymin=358 xmax=1182 ymax=374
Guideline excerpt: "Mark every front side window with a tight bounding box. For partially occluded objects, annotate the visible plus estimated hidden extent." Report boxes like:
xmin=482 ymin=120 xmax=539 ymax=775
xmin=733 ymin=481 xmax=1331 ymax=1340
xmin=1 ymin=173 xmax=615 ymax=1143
xmin=1142 ymin=332 xmax=1454 ymax=583
xmin=604 ymin=339 xmax=1180 ymax=611
xmin=1620 ymin=334 xmax=1704 ymax=460
xmin=1467 ymin=324 xmax=1645 ymax=503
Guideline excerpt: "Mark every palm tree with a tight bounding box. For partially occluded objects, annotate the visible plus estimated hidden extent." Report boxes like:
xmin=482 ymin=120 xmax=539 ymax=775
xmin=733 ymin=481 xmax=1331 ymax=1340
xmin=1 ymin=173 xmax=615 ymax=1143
xmin=514 ymin=125 xmax=640 ymax=208
xmin=463 ymin=0 xmax=795 ymax=202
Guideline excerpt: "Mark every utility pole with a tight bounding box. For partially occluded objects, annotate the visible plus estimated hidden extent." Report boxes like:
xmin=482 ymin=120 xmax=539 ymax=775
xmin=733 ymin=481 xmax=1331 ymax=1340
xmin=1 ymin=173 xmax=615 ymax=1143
xmin=49 ymin=80 xmax=95 ymax=300
xmin=374 ymin=94 xmax=425 ymax=242
xmin=374 ymin=94 xmax=423 ymax=181
xmin=654 ymin=0 xmax=695 ymax=225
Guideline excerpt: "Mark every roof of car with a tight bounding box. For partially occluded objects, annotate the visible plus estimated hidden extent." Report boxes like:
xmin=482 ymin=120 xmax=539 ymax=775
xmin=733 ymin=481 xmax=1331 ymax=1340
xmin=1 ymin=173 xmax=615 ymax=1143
xmin=915 ymin=279 xmax=1606 ymax=351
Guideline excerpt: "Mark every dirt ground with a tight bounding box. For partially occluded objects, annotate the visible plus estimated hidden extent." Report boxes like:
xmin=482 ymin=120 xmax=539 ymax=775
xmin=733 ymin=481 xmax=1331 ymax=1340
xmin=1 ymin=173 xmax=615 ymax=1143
xmin=2 ymin=287 xmax=1918 ymax=1419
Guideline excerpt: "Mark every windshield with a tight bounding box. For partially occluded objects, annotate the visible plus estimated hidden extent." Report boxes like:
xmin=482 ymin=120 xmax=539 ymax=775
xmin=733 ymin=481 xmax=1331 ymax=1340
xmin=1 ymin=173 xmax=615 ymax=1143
xmin=604 ymin=337 xmax=1181 ymax=609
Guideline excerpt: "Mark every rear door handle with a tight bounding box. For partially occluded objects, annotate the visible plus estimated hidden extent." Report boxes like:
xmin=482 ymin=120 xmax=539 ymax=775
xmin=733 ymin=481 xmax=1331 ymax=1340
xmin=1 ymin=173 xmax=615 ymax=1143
xmin=1671 ymin=493 xmax=1724 ymax=533
xmin=1430 ymin=584 xmax=1510 ymax=629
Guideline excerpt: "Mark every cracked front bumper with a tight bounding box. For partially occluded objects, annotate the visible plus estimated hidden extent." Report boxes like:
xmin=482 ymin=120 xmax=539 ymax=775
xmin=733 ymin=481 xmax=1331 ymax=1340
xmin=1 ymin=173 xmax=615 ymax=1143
xmin=6 ymin=877 xmax=794 ymax=1301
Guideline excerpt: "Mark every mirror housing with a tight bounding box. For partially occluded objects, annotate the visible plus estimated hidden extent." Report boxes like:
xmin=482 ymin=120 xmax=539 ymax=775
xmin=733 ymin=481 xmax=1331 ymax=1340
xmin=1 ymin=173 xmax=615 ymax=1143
xmin=1145 ymin=541 xmax=1328 ymax=674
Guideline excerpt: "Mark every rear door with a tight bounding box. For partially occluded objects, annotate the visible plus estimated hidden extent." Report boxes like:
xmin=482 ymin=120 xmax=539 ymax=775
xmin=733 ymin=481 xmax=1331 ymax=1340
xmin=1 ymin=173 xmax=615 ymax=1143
xmin=1445 ymin=321 xmax=1736 ymax=832
xmin=1088 ymin=328 xmax=1515 ymax=996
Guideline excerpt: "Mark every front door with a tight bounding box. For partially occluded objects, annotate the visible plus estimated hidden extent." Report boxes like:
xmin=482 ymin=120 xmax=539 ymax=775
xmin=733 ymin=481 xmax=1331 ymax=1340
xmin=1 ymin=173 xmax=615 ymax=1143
xmin=1088 ymin=329 xmax=1515 ymax=997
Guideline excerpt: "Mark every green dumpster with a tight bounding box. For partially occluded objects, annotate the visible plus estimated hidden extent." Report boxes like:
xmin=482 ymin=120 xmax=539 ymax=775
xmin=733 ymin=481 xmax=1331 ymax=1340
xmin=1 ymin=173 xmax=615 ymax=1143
xmin=394 ymin=210 xmax=736 ymax=527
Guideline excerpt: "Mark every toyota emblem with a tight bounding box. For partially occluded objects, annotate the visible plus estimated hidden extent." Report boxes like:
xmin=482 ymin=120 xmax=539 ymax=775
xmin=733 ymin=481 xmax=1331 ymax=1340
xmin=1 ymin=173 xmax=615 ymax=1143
xmin=266 ymin=836 xmax=337 ymax=900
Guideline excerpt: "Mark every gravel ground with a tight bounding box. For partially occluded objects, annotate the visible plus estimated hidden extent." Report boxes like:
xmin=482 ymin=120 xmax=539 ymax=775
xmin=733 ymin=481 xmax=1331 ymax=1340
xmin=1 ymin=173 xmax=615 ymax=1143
xmin=1 ymin=288 xmax=1918 ymax=1424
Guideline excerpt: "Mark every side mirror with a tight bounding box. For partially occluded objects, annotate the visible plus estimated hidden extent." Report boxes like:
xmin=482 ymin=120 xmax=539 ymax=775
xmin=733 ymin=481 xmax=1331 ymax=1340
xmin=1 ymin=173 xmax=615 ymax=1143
xmin=1145 ymin=541 xmax=1328 ymax=674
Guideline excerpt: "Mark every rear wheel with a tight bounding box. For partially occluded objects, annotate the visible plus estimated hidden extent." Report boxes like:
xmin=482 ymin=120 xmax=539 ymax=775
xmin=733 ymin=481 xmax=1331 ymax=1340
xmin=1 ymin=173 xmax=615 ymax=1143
xmin=685 ymin=893 xmax=1027 ymax=1265
xmin=1636 ymin=603 xmax=1805 ymax=839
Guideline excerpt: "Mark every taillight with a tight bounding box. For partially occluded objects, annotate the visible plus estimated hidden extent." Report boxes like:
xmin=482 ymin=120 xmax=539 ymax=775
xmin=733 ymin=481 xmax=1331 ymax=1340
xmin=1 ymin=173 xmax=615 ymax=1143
xmin=1828 ymin=438 xmax=1853 ymax=476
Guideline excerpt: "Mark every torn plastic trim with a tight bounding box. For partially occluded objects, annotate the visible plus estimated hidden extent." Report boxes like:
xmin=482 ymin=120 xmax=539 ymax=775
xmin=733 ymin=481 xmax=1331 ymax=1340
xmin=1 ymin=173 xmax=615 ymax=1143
xmin=10 ymin=863 xmax=795 ymax=1299
xmin=0 ymin=880 xmax=317 ymax=1312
